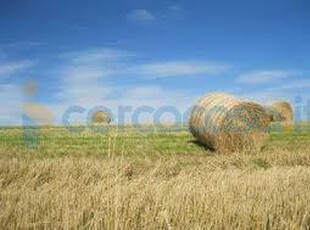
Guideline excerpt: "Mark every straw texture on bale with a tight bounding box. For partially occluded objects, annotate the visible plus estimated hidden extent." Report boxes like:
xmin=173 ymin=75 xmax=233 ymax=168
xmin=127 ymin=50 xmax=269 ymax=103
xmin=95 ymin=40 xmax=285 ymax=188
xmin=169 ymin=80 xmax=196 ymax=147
xmin=91 ymin=111 xmax=111 ymax=124
xmin=271 ymin=102 xmax=293 ymax=122
xmin=189 ymin=93 xmax=270 ymax=153
xmin=263 ymin=106 xmax=282 ymax=122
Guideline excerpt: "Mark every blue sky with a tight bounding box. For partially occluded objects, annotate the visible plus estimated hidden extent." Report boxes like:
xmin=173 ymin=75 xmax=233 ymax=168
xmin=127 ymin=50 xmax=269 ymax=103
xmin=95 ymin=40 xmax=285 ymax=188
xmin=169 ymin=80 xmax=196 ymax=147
xmin=0 ymin=0 xmax=310 ymax=125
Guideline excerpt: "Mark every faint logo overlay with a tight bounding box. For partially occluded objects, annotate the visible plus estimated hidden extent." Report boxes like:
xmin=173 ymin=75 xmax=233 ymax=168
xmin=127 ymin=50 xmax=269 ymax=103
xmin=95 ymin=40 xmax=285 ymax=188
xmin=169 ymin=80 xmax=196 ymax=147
xmin=22 ymin=81 xmax=310 ymax=149
xmin=23 ymin=103 xmax=54 ymax=125
xmin=22 ymin=80 xmax=54 ymax=148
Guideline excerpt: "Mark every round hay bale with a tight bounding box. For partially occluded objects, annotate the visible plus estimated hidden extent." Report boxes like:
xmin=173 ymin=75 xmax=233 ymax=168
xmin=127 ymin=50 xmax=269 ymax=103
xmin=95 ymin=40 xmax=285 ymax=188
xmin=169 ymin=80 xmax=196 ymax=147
xmin=189 ymin=93 xmax=270 ymax=153
xmin=271 ymin=101 xmax=293 ymax=123
xmin=91 ymin=111 xmax=111 ymax=124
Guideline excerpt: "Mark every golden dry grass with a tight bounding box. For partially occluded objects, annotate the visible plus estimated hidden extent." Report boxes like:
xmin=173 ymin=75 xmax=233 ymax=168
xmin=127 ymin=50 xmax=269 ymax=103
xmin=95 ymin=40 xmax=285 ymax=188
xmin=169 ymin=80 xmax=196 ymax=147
xmin=1 ymin=124 xmax=310 ymax=229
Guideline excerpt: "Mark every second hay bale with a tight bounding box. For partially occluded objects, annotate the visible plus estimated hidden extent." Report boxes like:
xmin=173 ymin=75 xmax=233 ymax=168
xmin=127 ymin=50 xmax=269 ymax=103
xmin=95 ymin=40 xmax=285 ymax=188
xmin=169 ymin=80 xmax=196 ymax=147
xmin=189 ymin=93 xmax=270 ymax=153
xmin=265 ymin=101 xmax=294 ymax=133
xmin=271 ymin=101 xmax=293 ymax=122
xmin=263 ymin=101 xmax=293 ymax=123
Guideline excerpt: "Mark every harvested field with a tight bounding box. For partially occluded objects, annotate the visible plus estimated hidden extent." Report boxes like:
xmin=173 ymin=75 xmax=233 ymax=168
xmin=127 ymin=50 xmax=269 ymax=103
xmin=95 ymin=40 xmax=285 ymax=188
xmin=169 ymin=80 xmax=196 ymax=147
xmin=1 ymin=124 xmax=310 ymax=229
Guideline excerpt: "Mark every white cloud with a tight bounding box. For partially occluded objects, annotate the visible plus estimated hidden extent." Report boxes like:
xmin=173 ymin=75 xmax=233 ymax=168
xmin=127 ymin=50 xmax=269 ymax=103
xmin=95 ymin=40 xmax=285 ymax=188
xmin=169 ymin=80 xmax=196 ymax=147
xmin=0 ymin=60 xmax=36 ymax=78
xmin=50 ymin=48 xmax=212 ymax=125
xmin=236 ymin=90 xmax=291 ymax=104
xmin=49 ymin=85 xmax=197 ymax=125
xmin=8 ymin=47 xmax=226 ymax=126
xmin=3 ymin=41 xmax=47 ymax=48
xmin=59 ymin=49 xmax=134 ymax=97
xmin=127 ymin=5 xmax=183 ymax=23
xmin=56 ymin=50 xmax=118 ymax=105
xmin=62 ymin=66 xmax=111 ymax=81
xmin=234 ymin=84 xmax=310 ymax=108
xmin=60 ymin=49 xmax=228 ymax=80
xmin=278 ymin=79 xmax=310 ymax=90
xmin=62 ymin=48 xmax=134 ymax=64
xmin=127 ymin=9 xmax=156 ymax=22
xmin=169 ymin=4 xmax=182 ymax=11
xmin=121 ymin=86 xmax=194 ymax=106
xmin=0 ymin=49 xmax=6 ymax=60
xmin=0 ymin=59 xmax=36 ymax=125
xmin=237 ymin=70 xmax=291 ymax=84
xmin=135 ymin=61 xmax=228 ymax=78
xmin=55 ymin=48 xmax=228 ymax=111
xmin=0 ymin=84 xmax=23 ymax=126
xmin=161 ymin=4 xmax=183 ymax=20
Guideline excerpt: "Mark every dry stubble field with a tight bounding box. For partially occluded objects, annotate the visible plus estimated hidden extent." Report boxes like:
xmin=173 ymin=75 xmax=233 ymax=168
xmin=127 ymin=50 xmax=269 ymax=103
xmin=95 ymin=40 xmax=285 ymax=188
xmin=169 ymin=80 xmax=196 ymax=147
xmin=1 ymin=124 xmax=310 ymax=229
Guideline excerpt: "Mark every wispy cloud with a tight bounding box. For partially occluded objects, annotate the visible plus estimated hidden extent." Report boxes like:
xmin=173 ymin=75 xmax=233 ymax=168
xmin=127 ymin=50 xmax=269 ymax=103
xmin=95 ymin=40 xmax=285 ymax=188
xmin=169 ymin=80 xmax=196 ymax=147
xmin=57 ymin=49 xmax=121 ymax=105
xmin=0 ymin=84 xmax=23 ymax=126
xmin=62 ymin=48 xmax=134 ymax=64
xmin=127 ymin=9 xmax=156 ymax=22
xmin=56 ymin=48 xmax=136 ymax=105
xmin=234 ymin=78 xmax=310 ymax=105
xmin=0 ymin=58 xmax=36 ymax=125
xmin=236 ymin=90 xmax=291 ymax=104
xmin=277 ymin=79 xmax=310 ymax=90
xmin=135 ymin=61 xmax=229 ymax=78
xmin=236 ymin=70 xmax=291 ymax=85
xmin=50 ymin=85 xmax=197 ymax=125
xmin=59 ymin=48 xmax=228 ymax=83
xmin=0 ymin=41 xmax=48 ymax=49
xmin=168 ymin=4 xmax=182 ymax=11
xmin=127 ymin=4 xmax=183 ymax=23
xmin=0 ymin=60 xmax=37 ymax=78
xmin=51 ymin=48 xmax=213 ymax=124
xmin=159 ymin=4 xmax=183 ymax=20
